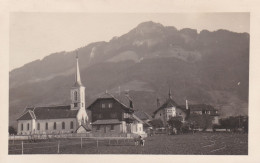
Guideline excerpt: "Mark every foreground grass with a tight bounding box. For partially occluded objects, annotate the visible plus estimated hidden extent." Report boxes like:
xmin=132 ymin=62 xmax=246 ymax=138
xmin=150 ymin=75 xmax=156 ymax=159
xmin=9 ymin=132 xmax=248 ymax=155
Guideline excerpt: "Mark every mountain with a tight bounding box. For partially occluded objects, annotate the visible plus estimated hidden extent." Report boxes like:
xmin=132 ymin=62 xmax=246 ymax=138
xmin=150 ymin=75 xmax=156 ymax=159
xmin=9 ymin=21 xmax=249 ymax=127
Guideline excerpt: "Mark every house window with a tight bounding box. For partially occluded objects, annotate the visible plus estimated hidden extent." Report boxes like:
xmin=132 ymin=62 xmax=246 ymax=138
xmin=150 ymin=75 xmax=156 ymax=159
xmin=62 ymin=122 xmax=65 ymax=129
xmin=70 ymin=121 xmax=74 ymax=129
xmin=101 ymin=103 xmax=105 ymax=108
xmin=74 ymin=103 xmax=78 ymax=107
xmin=98 ymin=114 xmax=103 ymax=119
xmin=53 ymin=122 xmax=56 ymax=130
xmin=37 ymin=123 xmax=40 ymax=130
xmin=111 ymin=125 xmax=114 ymax=130
xmin=160 ymin=113 xmax=161 ymax=116
xmin=27 ymin=123 xmax=30 ymax=130
xmin=97 ymin=125 xmax=100 ymax=130
xmin=108 ymin=103 xmax=112 ymax=108
xmin=21 ymin=123 xmax=23 ymax=131
xmin=45 ymin=123 xmax=48 ymax=130
xmin=74 ymin=91 xmax=78 ymax=101
xmin=110 ymin=113 xmax=117 ymax=118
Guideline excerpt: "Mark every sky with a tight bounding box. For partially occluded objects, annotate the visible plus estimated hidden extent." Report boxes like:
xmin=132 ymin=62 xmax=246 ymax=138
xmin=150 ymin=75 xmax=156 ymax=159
xmin=9 ymin=13 xmax=250 ymax=71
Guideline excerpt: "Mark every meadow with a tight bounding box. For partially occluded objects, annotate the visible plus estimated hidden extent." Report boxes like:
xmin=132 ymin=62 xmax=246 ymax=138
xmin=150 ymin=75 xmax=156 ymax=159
xmin=9 ymin=132 xmax=248 ymax=155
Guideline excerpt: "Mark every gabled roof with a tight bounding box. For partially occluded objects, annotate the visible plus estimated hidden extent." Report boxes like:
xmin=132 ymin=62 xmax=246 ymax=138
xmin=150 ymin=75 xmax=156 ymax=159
xmin=92 ymin=119 xmax=121 ymax=125
xmin=17 ymin=105 xmax=78 ymax=121
xmin=87 ymin=92 xmax=134 ymax=113
xmin=134 ymin=110 xmax=152 ymax=121
xmin=153 ymin=98 xmax=179 ymax=115
xmin=75 ymin=125 xmax=91 ymax=133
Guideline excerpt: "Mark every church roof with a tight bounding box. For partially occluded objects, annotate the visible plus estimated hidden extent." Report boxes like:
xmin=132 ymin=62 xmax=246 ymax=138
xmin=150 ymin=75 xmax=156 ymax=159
xmin=17 ymin=105 xmax=78 ymax=120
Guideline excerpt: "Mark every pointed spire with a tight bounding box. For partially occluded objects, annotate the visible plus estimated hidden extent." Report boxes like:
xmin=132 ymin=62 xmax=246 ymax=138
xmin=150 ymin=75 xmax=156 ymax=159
xmin=168 ymin=87 xmax=172 ymax=99
xmin=74 ymin=51 xmax=83 ymax=87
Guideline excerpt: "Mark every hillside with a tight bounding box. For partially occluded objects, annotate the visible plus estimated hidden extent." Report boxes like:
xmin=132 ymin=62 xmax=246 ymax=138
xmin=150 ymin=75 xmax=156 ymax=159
xmin=9 ymin=21 xmax=249 ymax=127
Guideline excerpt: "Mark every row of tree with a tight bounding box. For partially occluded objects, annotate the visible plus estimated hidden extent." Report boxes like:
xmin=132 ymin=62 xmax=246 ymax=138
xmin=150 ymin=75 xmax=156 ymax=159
xmin=149 ymin=115 xmax=248 ymax=134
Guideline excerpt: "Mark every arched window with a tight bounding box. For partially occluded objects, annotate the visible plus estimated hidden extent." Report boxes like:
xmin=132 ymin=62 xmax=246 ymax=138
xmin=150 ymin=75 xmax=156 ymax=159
xmin=45 ymin=123 xmax=48 ymax=130
xmin=21 ymin=123 xmax=23 ymax=131
xmin=53 ymin=122 xmax=56 ymax=130
xmin=37 ymin=123 xmax=40 ymax=130
xmin=70 ymin=121 xmax=73 ymax=129
xmin=74 ymin=91 xmax=77 ymax=101
xmin=27 ymin=123 xmax=30 ymax=130
xmin=62 ymin=122 xmax=65 ymax=129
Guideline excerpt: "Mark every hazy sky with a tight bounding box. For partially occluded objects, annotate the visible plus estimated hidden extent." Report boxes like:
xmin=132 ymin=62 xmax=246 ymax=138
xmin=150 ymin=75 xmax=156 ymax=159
xmin=10 ymin=13 xmax=249 ymax=71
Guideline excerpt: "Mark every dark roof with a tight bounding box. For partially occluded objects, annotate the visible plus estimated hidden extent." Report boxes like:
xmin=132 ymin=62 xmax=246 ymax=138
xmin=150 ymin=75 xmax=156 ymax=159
xmin=87 ymin=92 xmax=134 ymax=113
xmin=185 ymin=104 xmax=217 ymax=111
xmin=92 ymin=119 xmax=121 ymax=125
xmin=153 ymin=98 xmax=179 ymax=115
xmin=17 ymin=105 xmax=78 ymax=120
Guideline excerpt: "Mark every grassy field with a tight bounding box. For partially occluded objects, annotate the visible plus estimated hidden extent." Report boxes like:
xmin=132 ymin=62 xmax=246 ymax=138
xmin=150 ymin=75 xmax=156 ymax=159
xmin=8 ymin=132 xmax=248 ymax=155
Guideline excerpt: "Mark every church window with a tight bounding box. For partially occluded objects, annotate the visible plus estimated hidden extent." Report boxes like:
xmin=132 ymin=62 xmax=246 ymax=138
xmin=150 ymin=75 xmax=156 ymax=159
xmin=110 ymin=125 xmax=114 ymax=130
xmin=70 ymin=121 xmax=74 ymax=129
xmin=101 ymin=103 xmax=105 ymax=108
xmin=82 ymin=103 xmax=84 ymax=107
xmin=27 ymin=123 xmax=30 ymax=130
xmin=37 ymin=123 xmax=40 ymax=130
xmin=21 ymin=123 xmax=23 ymax=131
xmin=74 ymin=91 xmax=78 ymax=101
xmin=62 ymin=122 xmax=65 ymax=129
xmin=45 ymin=123 xmax=48 ymax=130
xmin=53 ymin=122 xmax=56 ymax=130
xmin=108 ymin=103 xmax=112 ymax=108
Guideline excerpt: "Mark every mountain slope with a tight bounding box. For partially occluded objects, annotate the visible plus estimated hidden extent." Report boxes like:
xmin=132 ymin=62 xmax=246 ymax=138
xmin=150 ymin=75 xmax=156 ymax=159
xmin=9 ymin=21 xmax=249 ymax=127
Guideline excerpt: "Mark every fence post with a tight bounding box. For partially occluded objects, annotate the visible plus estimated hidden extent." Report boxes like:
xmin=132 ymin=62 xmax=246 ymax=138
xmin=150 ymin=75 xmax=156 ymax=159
xmin=57 ymin=141 xmax=60 ymax=154
xmin=96 ymin=138 xmax=99 ymax=148
xmin=109 ymin=139 xmax=110 ymax=146
xmin=81 ymin=137 xmax=82 ymax=149
xmin=21 ymin=141 xmax=23 ymax=155
xmin=13 ymin=135 xmax=15 ymax=144
xmin=117 ymin=139 xmax=118 ymax=144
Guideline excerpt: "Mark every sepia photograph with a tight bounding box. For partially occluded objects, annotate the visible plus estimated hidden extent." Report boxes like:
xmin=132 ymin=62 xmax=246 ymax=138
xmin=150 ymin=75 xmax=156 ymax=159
xmin=8 ymin=12 xmax=250 ymax=155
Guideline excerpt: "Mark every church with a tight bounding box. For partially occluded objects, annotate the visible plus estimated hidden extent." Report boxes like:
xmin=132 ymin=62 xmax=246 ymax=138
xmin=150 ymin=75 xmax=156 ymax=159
xmin=16 ymin=54 xmax=88 ymax=135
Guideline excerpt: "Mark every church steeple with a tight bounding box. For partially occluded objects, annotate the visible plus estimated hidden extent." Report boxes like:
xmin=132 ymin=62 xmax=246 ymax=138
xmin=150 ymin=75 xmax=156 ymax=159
xmin=70 ymin=51 xmax=88 ymax=125
xmin=74 ymin=51 xmax=83 ymax=87
xmin=168 ymin=87 xmax=172 ymax=99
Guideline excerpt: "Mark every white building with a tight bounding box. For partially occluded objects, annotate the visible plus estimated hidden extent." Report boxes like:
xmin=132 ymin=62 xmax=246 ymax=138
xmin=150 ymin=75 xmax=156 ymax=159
xmin=17 ymin=54 xmax=88 ymax=135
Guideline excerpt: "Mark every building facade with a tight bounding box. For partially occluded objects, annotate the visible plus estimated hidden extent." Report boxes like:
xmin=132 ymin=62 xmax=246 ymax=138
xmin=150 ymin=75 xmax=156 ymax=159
xmin=17 ymin=54 xmax=88 ymax=135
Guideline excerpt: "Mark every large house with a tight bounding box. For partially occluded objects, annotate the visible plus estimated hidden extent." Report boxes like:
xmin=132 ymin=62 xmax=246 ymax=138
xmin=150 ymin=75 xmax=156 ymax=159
xmin=186 ymin=104 xmax=219 ymax=125
xmin=87 ymin=92 xmax=146 ymax=137
xmin=16 ymin=54 xmax=89 ymax=135
xmin=153 ymin=89 xmax=189 ymax=126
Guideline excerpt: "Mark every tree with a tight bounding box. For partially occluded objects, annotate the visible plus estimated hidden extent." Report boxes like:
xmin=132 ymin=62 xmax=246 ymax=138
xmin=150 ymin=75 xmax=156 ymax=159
xmin=188 ymin=113 xmax=213 ymax=131
xmin=150 ymin=119 xmax=164 ymax=128
xmin=9 ymin=126 xmax=17 ymax=135
xmin=168 ymin=117 xmax=183 ymax=133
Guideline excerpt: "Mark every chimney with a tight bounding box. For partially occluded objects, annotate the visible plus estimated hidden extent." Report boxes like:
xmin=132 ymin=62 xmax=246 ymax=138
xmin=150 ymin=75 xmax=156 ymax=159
xmin=186 ymin=99 xmax=189 ymax=110
xmin=157 ymin=98 xmax=160 ymax=108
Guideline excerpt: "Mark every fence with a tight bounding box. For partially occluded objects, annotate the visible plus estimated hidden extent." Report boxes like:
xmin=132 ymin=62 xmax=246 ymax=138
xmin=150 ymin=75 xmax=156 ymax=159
xmin=8 ymin=136 xmax=135 ymax=154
